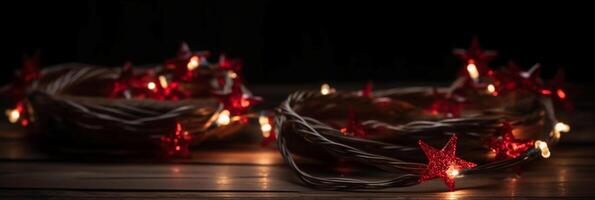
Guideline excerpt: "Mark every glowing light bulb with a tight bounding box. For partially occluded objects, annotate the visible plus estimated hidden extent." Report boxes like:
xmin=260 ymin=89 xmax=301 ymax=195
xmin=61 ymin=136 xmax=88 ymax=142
xmin=216 ymin=109 xmax=231 ymax=126
xmin=147 ymin=82 xmax=157 ymax=91
xmin=6 ymin=109 xmax=20 ymax=124
xmin=535 ymin=140 xmax=550 ymax=158
xmin=487 ymin=84 xmax=496 ymax=95
xmin=187 ymin=56 xmax=200 ymax=71
xmin=320 ymin=83 xmax=335 ymax=95
xmin=466 ymin=61 xmax=479 ymax=82
xmin=158 ymin=76 xmax=168 ymax=88
xmin=228 ymin=71 xmax=238 ymax=79
xmin=259 ymin=115 xmax=272 ymax=138
xmin=446 ymin=165 xmax=460 ymax=178
xmin=556 ymin=89 xmax=566 ymax=99
xmin=555 ymin=122 xmax=570 ymax=133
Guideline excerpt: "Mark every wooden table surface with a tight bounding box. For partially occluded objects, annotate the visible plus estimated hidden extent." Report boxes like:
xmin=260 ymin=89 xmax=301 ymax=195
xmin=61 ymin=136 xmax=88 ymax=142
xmin=1 ymin=84 xmax=595 ymax=199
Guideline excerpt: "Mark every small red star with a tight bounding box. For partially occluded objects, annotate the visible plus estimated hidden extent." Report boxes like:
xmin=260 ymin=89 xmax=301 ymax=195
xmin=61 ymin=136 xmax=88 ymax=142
xmin=164 ymin=42 xmax=210 ymax=81
xmin=159 ymin=122 xmax=192 ymax=158
xmin=418 ymin=134 xmax=477 ymax=191
xmin=487 ymin=122 xmax=534 ymax=160
xmin=494 ymin=62 xmax=546 ymax=96
xmin=360 ymin=81 xmax=373 ymax=98
xmin=214 ymin=79 xmax=262 ymax=116
xmin=2 ymin=51 xmax=42 ymax=101
xmin=339 ymin=108 xmax=367 ymax=138
xmin=546 ymin=69 xmax=573 ymax=112
xmin=428 ymin=87 xmax=464 ymax=118
xmin=453 ymin=36 xmax=498 ymax=76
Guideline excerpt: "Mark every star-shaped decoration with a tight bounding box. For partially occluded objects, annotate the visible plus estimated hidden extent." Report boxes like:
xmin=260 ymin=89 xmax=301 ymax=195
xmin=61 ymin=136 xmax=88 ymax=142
xmin=493 ymin=62 xmax=545 ymax=96
xmin=453 ymin=36 xmax=498 ymax=76
xmin=339 ymin=107 xmax=367 ymax=138
xmin=546 ymin=69 xmax=574 ymax=112
xmin=360 ymin=81 xmax=373 ymax=98
xmin=164 ymin=42 xmax=210 ymax=81
xmin=159 ymin=122 xmax=192 ymax=158
xmin=1 ymin=51 xmax=42 ymax=101
xmin=428 ymin=87 xmax=464 ymax=118
xmin=487 ymin=122 xmax=534 ymax=160
xmin=418 ymin=134 xmax=477 ymax=191
xmin=214 ymin=79 xmax=262 ymax=116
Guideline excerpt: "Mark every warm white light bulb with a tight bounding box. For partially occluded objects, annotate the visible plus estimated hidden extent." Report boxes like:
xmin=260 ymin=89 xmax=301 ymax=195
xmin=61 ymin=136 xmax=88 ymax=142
xmin=535 ymin=140 xmax=551 ymax=158
xmin=187 ymin=56 xmax=200 ymax=71
xmin=259 ymin=115 xmax=272 ymax=138
xmin=217 ymin=110 xmax=231 ymax=126
xmin=555 ymin=122 xmax=570 ymax=133
xmin=228 ymin=71 xmax=238 ymax=79
xmin=147 ymin=82 xmax=156 ymax=90
xmin=320 ymin=83 xmax=334 ymax=95
xmin=466 ymin=63 xmax=479 ymax=82
xmin=6 ymin=109 xmax=20 ymax=124
xmin=487 ymin=84 xmax=496 ymax=94
xmin=446 ymin=166 xmax=460 ymax=178
xmin=158 ymin=76 xmax=168 ymax=88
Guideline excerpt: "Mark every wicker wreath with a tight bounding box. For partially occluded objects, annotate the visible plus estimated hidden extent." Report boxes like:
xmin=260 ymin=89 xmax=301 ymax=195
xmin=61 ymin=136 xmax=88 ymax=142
xmin=24 ymin=63 xmax=252 ymax=156
xmin=275 ymin=83 xmax=562 ymax=190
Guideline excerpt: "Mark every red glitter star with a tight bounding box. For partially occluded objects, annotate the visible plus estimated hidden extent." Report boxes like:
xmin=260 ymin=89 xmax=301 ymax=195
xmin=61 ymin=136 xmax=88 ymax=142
xmin=545 ymin=69 xmax=573 ymax=112
xmin=360 ymin=81 xmax=373 ymax=98
xmin=214 ymin=79 xmax=262 ymax=116
xmin=2 ymin=51 xmax=42 ymax=101
xmin=159 ymin=122 xmax=192 ymax=158
xmin=339 ymin=108 xmax=367 ymax=138
xmin=487 ymin=122 xmax=534 ymax=160
xmin=453 ymin=36 xmax=498 ymax=76
xmin=493 ymin=62 xmax=546 ymax=96
xmin=418 ymin=134 xmax=477 ymax=191
xmin=428 ymin=87 xmax=464 ymax=118
xmin=164 ymin=42 xmax=210 ymax=81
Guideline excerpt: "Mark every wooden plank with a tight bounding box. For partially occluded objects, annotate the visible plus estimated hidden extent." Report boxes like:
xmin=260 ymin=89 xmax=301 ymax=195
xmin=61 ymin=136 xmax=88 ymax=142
xmin=1 ymin=146 xmax=595 ymax=198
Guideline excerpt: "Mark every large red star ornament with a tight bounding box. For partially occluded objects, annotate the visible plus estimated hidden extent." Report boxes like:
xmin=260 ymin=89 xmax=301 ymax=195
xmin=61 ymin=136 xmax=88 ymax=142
xmin=487 ymin=122 xmax=534 ymax=160
xmin=453 ymin=37 xmax=498 ymax=75
xmin=418 ymin=134 xmax=477 ymax=191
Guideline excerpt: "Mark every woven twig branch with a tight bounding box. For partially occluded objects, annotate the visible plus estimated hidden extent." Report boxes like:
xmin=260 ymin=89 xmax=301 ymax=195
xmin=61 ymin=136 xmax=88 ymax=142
xmin=276 ymin=89 xmax=559 ymax=190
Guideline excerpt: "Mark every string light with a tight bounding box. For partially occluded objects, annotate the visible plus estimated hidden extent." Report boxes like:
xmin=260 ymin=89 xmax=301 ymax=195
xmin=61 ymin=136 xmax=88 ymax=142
xmin=216 ymin=109 xmax=231 ymax=126
xmin=158 ymin=76 xmax=169 ymax=88
xmin=187 ymin=56 xmax=200 ymax=71
xmin=147 ymin=82 xmax=157 ymax=91
xmin=466 ymin=60 xmax=480 ymax=82
xmin=535 ymin=140 xmax=551 ymax=158
xmin=6 ymin=108 xmax=20 ymax=124
xmin=555 ymin=122 xmax=570 ymax=133
xmin=556 ymin=89 xmax=566 ymax=99
xmin=228 ymin=71 xmax=238 ymax=79
xmin=259 ymin=115 xmax=273 ymax=138
xmin=320 ymin=83 xmax=335 ymax=95
xmin=486 ymin=84 xmax=497 ymax=96
xmin=446 ymin=165 xmax=460 ymax=178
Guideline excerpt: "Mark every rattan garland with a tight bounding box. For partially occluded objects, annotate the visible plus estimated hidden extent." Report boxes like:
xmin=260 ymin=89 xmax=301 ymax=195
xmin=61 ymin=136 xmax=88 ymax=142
xmin=275 ymin=85 xmax=561 ymax=190
xmin=26 ymin=63 xmax=249 ymax=153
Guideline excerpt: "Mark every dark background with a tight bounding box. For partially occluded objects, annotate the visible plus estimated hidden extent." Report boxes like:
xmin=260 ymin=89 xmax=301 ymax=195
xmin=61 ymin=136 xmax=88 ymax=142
xmin=2 ymin=1 xmax=593 ymax=84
